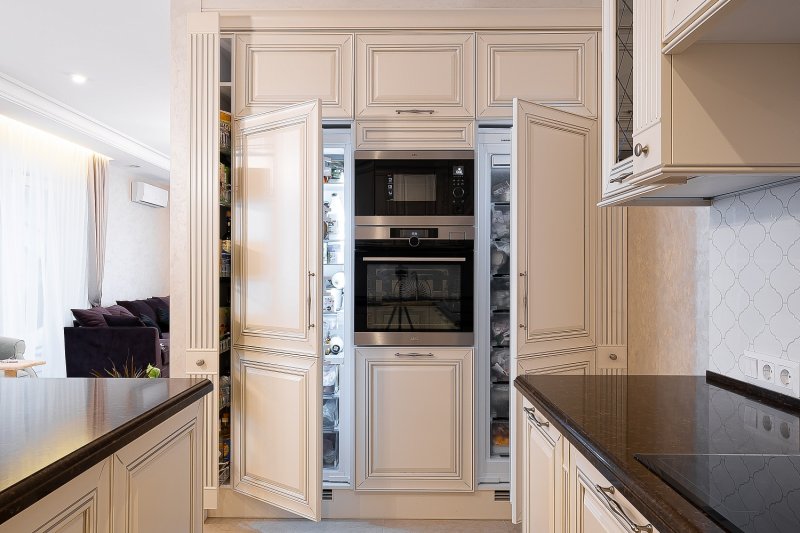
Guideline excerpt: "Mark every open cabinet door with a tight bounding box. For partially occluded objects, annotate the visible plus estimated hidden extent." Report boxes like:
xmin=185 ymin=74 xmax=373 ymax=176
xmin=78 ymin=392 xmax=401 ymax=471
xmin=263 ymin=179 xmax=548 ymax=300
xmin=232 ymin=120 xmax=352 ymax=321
xmin=231 ymin=100 xmax=323 ymax=521
xmin=509 ymin=98 xmax=597 ymax=523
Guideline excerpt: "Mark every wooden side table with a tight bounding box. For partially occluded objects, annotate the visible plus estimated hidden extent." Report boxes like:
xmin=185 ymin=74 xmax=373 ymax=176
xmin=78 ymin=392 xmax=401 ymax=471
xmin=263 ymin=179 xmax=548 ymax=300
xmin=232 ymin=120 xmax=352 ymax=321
xmin=0 ymin=360 xmax=45 ymax=378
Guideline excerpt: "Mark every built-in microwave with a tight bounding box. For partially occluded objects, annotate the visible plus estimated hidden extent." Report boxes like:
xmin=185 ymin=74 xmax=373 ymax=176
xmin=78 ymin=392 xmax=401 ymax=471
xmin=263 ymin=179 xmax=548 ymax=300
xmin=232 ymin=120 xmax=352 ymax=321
xmin=354 ymin=150 xmax=474 ymax=223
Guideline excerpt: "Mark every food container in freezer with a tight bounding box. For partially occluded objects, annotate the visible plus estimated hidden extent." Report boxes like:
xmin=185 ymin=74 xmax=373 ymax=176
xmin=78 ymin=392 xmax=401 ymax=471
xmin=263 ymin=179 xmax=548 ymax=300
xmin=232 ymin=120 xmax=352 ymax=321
xmin=323 ymin=397 xmax=339 ymax=429
xmin=490 ymin=383 xmax=510 ymax=419
xmin=490 ymin=347 xmax=510 ymax=382
xmin=490 ymin=312 xmax=511 ymax=347
xmin=322 ymin=364 xmax=339 ymax=394
xmin=490 ymin=241 xmax=510 ymax=277
xmin=323 ymin=431 xmax=339 ymax=469
xmin=490 ymin=203 xmax=511 ymax=240
xmin=491 ymin=420 xmax=510 ymax=457
xmin=490 ymin=276 xmax=510 ymax=311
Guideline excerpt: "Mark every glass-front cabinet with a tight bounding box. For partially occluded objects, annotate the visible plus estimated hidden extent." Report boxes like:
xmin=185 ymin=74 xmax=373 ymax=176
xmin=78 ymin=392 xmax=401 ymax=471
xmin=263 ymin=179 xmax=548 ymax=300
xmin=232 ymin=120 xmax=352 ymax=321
xmin=602 ymin=0 xmax=635 ymax=196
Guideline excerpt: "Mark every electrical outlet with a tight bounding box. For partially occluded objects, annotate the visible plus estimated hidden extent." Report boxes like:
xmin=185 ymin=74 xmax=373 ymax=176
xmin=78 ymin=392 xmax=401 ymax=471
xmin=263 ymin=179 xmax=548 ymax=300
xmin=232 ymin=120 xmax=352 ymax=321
xmin=742 ymin=351 xmax=800 ymax=398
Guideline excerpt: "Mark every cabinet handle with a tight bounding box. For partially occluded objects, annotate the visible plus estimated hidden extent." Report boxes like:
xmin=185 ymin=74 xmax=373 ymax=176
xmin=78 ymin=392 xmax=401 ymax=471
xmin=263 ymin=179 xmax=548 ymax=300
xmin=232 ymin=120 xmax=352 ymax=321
xmin=395 ymin=109 xmax=435 ymax=115
xmin=595 ymin=485 xmax=653 ymax=533
xmin=609 ymin=353 xmax=618 ymax=361
xmin=633 ymin=143 xmax=649 ymax=157
xmin=609 ymin=172 xmax=633 ymax=184
xmin=394 ymin=352 xmax=434 ymax=357
xmin=523 ymin=406 xmax=549 ymax=428
xmin=196 ymin=359 xmax=205 ymax=367
xmin=519 ymin=271 xmax=528 ymax=330
xmin=308 ymin=271 xmax=315 ymax=330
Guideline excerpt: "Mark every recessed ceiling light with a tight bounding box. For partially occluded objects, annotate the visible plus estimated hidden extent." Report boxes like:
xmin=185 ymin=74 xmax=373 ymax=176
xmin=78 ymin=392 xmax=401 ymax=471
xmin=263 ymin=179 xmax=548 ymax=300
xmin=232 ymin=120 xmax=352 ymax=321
xmin=71 ymin=73 xmax=87 ymax=85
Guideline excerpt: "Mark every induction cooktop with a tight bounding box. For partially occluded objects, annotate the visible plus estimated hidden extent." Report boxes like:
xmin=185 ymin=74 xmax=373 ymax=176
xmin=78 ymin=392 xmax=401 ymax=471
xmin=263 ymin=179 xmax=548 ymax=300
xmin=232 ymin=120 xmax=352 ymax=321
xmin=635 ymin=454 xmax=800 ymax=533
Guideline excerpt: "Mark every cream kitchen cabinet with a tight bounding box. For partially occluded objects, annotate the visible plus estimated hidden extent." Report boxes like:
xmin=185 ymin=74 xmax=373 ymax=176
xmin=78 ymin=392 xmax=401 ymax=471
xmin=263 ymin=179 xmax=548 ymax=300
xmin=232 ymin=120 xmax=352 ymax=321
xmin=0 ymin=404 xmax=203 ymax=533
xmin=355 ymin=346 xmax=474 ymax=492
xmin=355 ymin=118 xmax=474 ymax=150
xmin=570 ymin=445 xmax=657 ymax=533
xmin=235 ymin=33 xmax=353 ymax=118
xmin=600 ymin=0 xmax=800 ymax=206
xmin=355 ymin=32 xmax=475 ymax=119
xmin=476 ymin=32 xmax=598 ymax=119
xmin=523 ymin=399 xmax=566 ymax=533
xmin=513 ymin=101 xmax=597 ymax=357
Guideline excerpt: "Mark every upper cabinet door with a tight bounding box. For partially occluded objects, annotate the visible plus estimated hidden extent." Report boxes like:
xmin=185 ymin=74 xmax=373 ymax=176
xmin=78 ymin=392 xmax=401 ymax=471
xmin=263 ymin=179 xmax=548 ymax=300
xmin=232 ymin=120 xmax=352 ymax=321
xmin=231 ymin=101 xmax=323 ymax=521
xmin=513 ymin=100 xmax=597 ymax=357
xmin=355 ymin=33 xmax=475 ymax=118
xmin=236 ymin=34 xmax=353 ymax=118
xmin=476 ymin=32 xmax=597 ymax=119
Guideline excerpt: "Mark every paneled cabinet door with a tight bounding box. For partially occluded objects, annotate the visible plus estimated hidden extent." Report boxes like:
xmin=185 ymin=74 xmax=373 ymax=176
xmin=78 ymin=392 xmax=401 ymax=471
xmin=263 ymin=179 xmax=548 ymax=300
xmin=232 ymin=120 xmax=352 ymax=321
xmin=355 ymin=347 xmax=474 ymax=491
xmin=0 ymin=460 xmax=110 ymax=533
xmin=513 ymin=100 xmax=597 ymax=357
xmin=477 ymin=32 xmax=597 ymax=119
xmin=235 ymin=33 xmax=353 ymax=118
xmin=523 ymin=399 xmax=564 ymax=533
xmin=355 ymin=33 xmax=475 ymax=118
xmin=571 ymin=447 xmax=657 ymax=533
xmin=111 ymin=405 xmax=202 ymax=533
xmin=231 ymin=101 xmax=323 ymax=521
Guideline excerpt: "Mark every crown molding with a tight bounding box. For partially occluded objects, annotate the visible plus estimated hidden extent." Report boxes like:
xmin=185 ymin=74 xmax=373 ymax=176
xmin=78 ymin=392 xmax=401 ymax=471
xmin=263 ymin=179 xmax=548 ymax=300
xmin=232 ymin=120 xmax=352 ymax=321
xmin=0 ymin=73 xmax=170 ymax=171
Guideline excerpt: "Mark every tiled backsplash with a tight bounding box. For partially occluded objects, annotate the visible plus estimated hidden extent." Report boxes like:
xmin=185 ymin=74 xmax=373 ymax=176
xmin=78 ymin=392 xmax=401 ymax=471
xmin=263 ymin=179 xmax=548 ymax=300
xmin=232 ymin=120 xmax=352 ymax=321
xmin=709 ymin=181 xmax=800 ymax=387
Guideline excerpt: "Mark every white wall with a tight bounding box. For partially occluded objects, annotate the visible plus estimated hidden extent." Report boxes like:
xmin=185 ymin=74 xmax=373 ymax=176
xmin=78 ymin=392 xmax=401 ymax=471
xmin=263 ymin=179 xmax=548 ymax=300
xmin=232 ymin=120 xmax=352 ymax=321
xmin=709 ymin=180 xmax=800 ymax=385
xmin=101 ymin=166 xmax=170 ymax=304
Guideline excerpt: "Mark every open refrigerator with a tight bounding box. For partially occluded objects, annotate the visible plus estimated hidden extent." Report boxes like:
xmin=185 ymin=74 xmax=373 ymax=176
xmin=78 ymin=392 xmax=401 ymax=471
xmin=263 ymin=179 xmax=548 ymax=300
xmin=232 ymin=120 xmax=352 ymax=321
xmin=476 ymin=127 xmax=513 ymax=486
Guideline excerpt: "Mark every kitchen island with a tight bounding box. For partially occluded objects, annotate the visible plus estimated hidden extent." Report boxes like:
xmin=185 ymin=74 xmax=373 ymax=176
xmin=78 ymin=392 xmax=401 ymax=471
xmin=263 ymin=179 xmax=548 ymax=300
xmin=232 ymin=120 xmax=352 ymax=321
xmin=0 ymin=377 xmax=212 ymax=532
xmin=514 ymin=373 xmax=800 ymax=533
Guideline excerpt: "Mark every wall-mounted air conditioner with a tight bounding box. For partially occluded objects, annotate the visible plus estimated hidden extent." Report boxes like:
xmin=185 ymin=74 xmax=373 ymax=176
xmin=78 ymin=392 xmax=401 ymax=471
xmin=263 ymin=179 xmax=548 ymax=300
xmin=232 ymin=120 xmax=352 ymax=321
xmin=131 ymin=181 xmax=169 ymax=208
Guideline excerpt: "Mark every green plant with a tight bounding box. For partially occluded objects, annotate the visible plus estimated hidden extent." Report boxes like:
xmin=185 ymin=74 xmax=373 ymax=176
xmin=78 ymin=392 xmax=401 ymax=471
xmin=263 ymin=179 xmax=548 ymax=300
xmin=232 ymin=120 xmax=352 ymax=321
xmin=90 ymin=357 xmax=160 ymax=378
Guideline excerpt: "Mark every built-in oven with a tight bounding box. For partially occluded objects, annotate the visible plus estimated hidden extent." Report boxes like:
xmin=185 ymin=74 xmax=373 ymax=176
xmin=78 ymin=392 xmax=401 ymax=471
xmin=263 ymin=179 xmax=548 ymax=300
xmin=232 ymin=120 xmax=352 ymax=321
xmin=354 ymin=224 xmax=474 ymax=346
xmin=354 ymin=150 xmax=474 ymax=223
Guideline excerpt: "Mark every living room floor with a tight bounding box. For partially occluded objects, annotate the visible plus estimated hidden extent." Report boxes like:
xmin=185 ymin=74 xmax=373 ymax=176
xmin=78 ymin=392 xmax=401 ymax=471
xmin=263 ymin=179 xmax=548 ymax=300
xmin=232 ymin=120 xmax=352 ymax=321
xmin=204 ymin=519 xmax=520 ymax=532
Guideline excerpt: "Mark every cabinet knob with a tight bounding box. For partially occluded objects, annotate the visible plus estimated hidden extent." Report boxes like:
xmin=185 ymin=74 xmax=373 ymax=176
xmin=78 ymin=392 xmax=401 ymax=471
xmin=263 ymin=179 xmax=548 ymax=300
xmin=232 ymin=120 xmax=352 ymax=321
xmin=196 ymin=359 xmax=205 ymax=366
xmin=634 ymin=143 xmax=649 ymax=157
xmin=609 ymin=353 xmax=618 ymax=361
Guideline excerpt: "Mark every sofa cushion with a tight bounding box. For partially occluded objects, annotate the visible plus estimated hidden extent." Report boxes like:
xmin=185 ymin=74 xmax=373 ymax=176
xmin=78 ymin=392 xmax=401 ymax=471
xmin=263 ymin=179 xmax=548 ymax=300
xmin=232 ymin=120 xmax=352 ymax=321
xmin=138 ymin=313 xmax=161 ymax=333
xmin=157 ymin=296 xmax=170 ymax=307
xmin=71 ymin=307 xmax=111 ymax=328
xmin=103 ymin=315 xmax=145 ymax=327
xmin=106 ymin=304 xmax=134 ymax=317
xmin=117 ymin=300 xmax=159 ymax=328
xmin=156 ymin=307 xmax=169 ymax=333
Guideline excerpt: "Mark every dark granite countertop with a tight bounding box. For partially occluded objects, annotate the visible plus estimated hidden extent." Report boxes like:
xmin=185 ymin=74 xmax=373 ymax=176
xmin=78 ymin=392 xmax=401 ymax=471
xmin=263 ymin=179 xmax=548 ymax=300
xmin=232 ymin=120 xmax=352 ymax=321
xmin=514 ymin=373 xmax=800 ymax=533
xmin=0 ymin=377 xmax=212 ymax=525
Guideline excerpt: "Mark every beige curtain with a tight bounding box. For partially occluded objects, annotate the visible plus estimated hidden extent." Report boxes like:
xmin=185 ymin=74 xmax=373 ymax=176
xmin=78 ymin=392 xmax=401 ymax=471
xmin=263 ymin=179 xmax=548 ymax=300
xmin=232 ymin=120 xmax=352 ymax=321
xmin=87 ymin=155 xmax=109 ymax=307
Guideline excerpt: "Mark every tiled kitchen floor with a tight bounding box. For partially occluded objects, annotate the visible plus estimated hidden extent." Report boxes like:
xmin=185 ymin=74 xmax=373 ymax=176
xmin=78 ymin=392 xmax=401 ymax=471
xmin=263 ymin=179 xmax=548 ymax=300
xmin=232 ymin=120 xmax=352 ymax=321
xmin=204 ymin=519 xmax=520 ymax=532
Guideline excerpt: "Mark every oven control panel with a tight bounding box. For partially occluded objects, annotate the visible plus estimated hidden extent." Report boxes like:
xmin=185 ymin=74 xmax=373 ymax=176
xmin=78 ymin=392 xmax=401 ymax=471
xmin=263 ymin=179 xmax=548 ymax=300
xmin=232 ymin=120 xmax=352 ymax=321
xmin=451 ymin=165 xmax=466 ymax=214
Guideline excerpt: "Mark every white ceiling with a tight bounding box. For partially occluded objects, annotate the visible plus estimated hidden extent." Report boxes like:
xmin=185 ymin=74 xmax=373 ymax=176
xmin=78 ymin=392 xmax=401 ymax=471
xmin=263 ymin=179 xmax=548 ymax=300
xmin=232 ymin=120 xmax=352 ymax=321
xmin=0 ymin=0 xmax=169 ymax=178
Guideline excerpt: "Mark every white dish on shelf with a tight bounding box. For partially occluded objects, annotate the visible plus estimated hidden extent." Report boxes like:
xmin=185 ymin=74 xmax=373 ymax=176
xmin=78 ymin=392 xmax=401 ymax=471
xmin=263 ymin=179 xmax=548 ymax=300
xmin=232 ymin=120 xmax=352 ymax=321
xmin=331 ymin=271 xmax=345 ymax=289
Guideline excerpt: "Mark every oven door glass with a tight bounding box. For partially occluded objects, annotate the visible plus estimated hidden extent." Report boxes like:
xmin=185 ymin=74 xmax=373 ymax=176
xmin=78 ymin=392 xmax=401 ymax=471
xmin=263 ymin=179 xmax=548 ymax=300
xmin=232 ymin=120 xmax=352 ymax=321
xmin=355 ymin=241 xmax=474 ymax=344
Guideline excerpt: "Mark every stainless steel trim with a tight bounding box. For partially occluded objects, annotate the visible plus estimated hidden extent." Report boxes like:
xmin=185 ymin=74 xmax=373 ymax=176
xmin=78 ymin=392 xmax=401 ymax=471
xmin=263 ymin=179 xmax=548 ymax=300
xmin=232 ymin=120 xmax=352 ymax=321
xmin=523 ymin=406 xmax=549 ymax=428
xmin=355 ymin=332 xmax=474 ymax=346
xmin=519 ymin=271 xmax=528 ymax=330
xmin=362 ymin=257 xmax=466 ymax=262
xmin=594 ymin=485 xmax=653 ymax=533
xmin=395 ymin=109 xmax=435 ymax=115
xmin=394 ymin=352 xmax=435 ymax=357
xmin=307 ymin=271 xmax=315 ymax=330
xmin=354 ymin=150 xmax=475 ymax=161
xmin=355 ymin=216 xmax=475 ymax=227
xmin=355 ymin=223 xmax=475 ymax=241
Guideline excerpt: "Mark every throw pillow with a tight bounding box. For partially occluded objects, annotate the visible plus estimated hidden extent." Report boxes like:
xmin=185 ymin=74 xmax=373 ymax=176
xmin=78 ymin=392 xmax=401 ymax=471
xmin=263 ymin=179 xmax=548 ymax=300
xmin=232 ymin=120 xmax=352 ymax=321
xmin=71 ymin=307 xmax=111 ymax=328
xmin=138 ymin=313 xmax=161 ymax=332
xmin=103 ymin=315 xmax=145 ymax=327
xmin=144 ymin=297 xmax=168 ymax=315
xmin=117 ymin=300 xmax=159 ymax=327
xmin=157 ymin=296 xmax=170 ymax=307
xmin=156 ymin=307 xmax=170 ymax=333
xmin=105 ymin=304 xmax=134 ymax=317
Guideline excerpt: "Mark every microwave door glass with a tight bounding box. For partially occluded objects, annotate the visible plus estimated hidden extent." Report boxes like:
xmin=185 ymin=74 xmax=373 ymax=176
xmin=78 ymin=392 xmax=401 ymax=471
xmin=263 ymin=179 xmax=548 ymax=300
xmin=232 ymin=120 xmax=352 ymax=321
xmin=389 ymin=174 xmax=437 ymax=202
xmin=365 ymin=262 xmax=463 ymax=331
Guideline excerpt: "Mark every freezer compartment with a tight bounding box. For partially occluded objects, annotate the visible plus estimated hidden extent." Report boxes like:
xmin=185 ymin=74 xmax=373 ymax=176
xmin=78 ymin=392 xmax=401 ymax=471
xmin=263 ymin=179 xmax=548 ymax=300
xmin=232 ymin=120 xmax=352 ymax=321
xmin=490 ymin=276 xmax=510 ymax=311
xmin=490 ymin=347 xmax=511 ymax=382
xmin=490 ymin=203 xmax=511 ymax=241
xmin=490 ymin=383 xmax=509 ymax=419
xmin=322 ymin=364 xmax=339 ymax=394
xmin=490 ymin=157 xmax=511 ymax=203
xmin=323 ymin=396 xmax=340 ymax=429
xmin=490 ymin=241 xmax=510 ymax=277
xmin=490 ymin=311 xmax=511 ymax=347
xmin=491 ymin=419 xmax=510 ymax=457
xmin=323 ymin=431 xmax=340 ymax=469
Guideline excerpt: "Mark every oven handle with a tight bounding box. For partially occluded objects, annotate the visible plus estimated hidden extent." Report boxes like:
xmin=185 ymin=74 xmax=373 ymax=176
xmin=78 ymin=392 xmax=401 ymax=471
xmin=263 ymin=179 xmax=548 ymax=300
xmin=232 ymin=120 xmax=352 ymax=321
xmin=361 ymin=257 xmax=466 ymax=262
